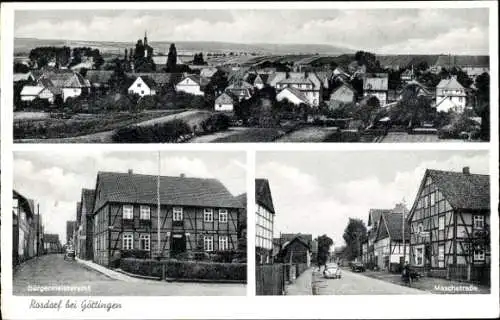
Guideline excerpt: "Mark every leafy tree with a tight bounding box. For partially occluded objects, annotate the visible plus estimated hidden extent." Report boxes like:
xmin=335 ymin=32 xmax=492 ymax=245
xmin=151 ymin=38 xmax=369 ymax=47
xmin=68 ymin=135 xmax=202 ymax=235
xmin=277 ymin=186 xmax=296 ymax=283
xmin=14 ymin=63 xmax=30 ymax=73
xmin=450 ymin=67 xmax=472 ymax=88
xmin=342 ymin=218 xmax=367 ymax=261
xmin=317 ymin=234 xmax=334 ymax=267
xmin=166 ymin=43 xmax=177 ymax=72
xmin=193 ymin=52 xmax=206 ymax=65
xmin=209 ymin=70 xmax=229 ymax=95
xmin=474 ymin=72 xmax=490 ymax=141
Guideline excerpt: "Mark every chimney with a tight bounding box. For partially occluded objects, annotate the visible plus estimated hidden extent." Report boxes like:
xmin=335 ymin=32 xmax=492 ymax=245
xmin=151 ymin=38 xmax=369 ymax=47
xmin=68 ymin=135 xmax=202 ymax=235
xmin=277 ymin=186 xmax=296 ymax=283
xmin=463 ymin=167 xmax=470 ymax=175
xmin=180 ymin=173 xmax=185 ymax=178
xmin=128 ymin=169 xmax=133 ymax=175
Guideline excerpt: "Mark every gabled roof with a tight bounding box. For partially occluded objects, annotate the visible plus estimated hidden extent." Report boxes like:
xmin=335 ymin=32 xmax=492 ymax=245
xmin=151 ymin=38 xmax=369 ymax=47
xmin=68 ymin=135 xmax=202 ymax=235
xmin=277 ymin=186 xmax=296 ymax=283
xmin=235 ymin=193 xmax=247 ymax=209
xmin=13 ymin=190 xmax=35 ymax=218
xmin=436 ymin=77 xmax=465 ymax=90
xmin=93 ymin=171 xmax=243 ymax=213
xmin=85 ymin=70 xmax=114 ymax=84
xmin=20 ymin=85 xmax=44 ymax=96
xmin=254 ymin=74 xmax=270 ymax=84
xmin=255 ymin=178 xmax=275 ymax=214
xmin=368 ymin=208 xmax=391 ymax=227
xmin=14 ymin=72 xmax=34 ymax=82
xmin=281 ymin=233 xmax=313 ymax=248
xmin=81 ymin=189 xmax=95 ymax=213
xmin=41 ymin=71 xmax=89 ymax=88
xmin=279 ymin=87 xmax=309 ymax=104
xmin=281 ymin=236 xmax=311 ymax=251
xmin=227 ymin=80 xmax=253 ymax=90
xmin=268 ymin=72 xmax=322 ymax=90
xmin=377 ymin=212 xmax=410 ymax=241
xmin=137 ymin=76 xmax=158 ymax=89
xmin=330 ymin=83 xmax=356 ymax=101
xmin=215 ymin=92 xmax=235 ymax=104
xmin=278 ymin=77 xmax=313 ymax=85
xmin=427 ymin=169 xmax=489 ymax=211
xmin=125 ymin=72 xmax=184 ymax=86
xmin=178 ymin=74 xmax=210 ymax=87
xmin=200 ymin=67 xmax=218 ymax=78
xmin=364 ymin=76 xmax=388 ymax=91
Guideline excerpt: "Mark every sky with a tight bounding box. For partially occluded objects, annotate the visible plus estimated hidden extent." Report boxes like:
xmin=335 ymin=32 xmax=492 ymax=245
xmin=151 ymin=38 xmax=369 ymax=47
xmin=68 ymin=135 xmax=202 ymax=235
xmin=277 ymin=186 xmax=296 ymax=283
xmin=256 ymin=150 xmax=489 ymax=247
xmin=13 ymin=151 xmax=246 ymax=244
xmin=14 ymin=8 xmax=490 ymax=54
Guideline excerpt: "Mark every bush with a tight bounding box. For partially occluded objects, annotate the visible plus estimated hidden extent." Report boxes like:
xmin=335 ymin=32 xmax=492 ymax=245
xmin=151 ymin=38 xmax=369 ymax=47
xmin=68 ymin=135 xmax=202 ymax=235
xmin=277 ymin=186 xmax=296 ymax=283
xmin=200 ymin=113 xmax=230 ymax=133
xmin=112 ymin=119 xmax=192 ymax=143
xmin=121 ymin=249 xmax=150 ymax=259
xmin=120 ymin=258 xmax=247 ymax=281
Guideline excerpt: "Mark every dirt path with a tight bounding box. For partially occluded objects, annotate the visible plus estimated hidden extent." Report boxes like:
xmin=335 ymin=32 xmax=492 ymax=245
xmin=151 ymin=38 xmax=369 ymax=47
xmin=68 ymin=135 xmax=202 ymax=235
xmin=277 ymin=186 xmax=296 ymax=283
xmin=14 ymin=110 xmax=208 ymax=143
xmin=188 ymin=127 xmax=249 ymax=143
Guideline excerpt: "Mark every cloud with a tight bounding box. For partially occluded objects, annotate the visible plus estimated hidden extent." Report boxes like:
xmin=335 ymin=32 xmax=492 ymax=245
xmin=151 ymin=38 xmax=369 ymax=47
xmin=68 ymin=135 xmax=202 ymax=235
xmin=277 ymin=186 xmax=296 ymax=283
xmin=14 ymin=8 xmax=489 ymax=54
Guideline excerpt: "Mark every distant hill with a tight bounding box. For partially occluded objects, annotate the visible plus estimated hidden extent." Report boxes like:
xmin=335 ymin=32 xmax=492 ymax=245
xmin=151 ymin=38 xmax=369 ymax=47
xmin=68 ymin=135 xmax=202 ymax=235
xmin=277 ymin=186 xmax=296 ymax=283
xmin=14 ymin=37 xmax=354 ymax=56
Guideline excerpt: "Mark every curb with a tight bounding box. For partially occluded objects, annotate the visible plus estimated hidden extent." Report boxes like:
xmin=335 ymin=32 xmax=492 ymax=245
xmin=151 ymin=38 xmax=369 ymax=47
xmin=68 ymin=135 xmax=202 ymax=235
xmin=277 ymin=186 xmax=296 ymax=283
xmin=113 ymin=268 xmax=161 ymax=281
xmin=114 ymin=268 xmax=246 ymax=284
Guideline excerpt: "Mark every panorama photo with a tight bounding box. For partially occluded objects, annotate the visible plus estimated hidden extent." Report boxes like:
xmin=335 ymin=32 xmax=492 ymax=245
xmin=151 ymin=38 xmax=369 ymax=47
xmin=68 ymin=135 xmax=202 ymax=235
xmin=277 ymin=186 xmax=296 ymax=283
xmin=13 ymin=8 xmax=491 ymax=143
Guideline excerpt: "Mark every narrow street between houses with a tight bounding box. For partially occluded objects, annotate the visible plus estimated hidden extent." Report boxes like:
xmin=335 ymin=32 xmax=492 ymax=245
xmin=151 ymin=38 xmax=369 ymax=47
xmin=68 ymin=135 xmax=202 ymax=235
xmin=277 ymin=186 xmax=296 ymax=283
xmin=312 ymin=268 xmax=427 ymax=295
xmin=13 ymin=254 xmax=245 ymax=296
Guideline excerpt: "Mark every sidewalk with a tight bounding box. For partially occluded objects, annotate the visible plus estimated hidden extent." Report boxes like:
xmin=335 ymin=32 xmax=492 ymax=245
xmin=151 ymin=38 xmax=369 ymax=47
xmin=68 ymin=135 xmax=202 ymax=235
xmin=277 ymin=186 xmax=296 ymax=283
xmin=363 ymin=270 xmax=490 ymax=294
xmin=76 ymin=258 xmax=142 ymax=282
xmin=286 ymin=267 xmax=314 ymax=295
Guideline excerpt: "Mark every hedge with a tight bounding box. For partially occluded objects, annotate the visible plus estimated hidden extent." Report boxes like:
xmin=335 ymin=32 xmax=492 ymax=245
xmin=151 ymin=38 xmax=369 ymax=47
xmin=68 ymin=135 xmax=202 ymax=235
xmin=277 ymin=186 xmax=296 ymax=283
xmin=120 ymin=258 xmax=247 ymax=281
xmin=112 ymin=119 xmax=192 ymax=143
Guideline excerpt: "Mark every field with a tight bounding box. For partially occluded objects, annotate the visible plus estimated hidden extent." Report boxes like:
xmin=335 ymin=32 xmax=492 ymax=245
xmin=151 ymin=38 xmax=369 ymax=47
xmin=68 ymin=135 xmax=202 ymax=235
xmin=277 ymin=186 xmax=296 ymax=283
xmin=211 ymin=127 xmax=285 ymax=143
xmin=380 ymin=132 xmax=465 ymax=143
xmin=13 ymin=110 xmax=186 ymax=141
xmin=276 ymin=126 xmax=340 ymax=142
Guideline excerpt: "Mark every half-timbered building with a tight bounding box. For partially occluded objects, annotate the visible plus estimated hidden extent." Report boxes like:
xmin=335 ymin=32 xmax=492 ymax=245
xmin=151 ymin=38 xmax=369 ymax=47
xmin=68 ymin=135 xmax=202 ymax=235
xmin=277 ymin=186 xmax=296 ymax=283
xmin=255 ymin=178 xmax=276 ymax=264
xmin=91 ymin=170 xmax=243 ymax=267
xmin=408 ymin=167 xmax=490 ymax=281
xmin=372 ymin=204 xmax=410 ymax=272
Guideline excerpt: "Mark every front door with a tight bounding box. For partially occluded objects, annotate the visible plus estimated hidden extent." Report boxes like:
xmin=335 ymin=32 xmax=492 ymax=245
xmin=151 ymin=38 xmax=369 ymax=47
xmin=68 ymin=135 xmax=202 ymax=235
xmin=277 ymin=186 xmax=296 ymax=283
xmin=171 ymin=233 xmax=186 ymax=257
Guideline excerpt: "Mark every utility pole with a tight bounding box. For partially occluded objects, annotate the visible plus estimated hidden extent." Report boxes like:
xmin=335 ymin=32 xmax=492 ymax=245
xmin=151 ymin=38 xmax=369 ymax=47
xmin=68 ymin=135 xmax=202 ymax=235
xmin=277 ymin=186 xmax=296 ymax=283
xmin=157 ymin=151 xmax=161 ymax=259
xmin=402 ymin=198 xmax=407 ymax=265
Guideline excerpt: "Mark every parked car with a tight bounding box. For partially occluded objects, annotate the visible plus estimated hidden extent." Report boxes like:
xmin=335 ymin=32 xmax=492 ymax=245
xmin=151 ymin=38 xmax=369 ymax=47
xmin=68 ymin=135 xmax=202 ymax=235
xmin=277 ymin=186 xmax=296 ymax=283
xmin=351 ymin=262 xmax=366 ymax=272
xmin=323 ymin=263 xmax=342 ymax=279
xmin=64 ymin=247 xmax=75 ymax=261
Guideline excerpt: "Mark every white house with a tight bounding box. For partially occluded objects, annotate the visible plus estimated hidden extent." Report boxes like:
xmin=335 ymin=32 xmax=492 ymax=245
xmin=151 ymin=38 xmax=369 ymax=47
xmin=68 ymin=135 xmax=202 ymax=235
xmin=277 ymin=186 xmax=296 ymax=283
xmin=214 ymin=92 xmax=235 ymax=112
xmin=276 ymin=87 xmax=309 ymax=106
xmin=20 ymin=85 xmax=56 ymax=104
xmin=435 ymin=76 xmax=467 ymax=113
xmin=269 ymin=72 xmax=323 ymax=107
xmin=38 ymin=71 xmax=90 ymax=102
xmin=14 ymin=72 xmax=35 ymax=83
xmin=175 ymin=75 xmax=205 ymax=96
xmin=127 ymin=76 xmax=157 ymax=97
xmin=363 ymin=74 xmax=389 ymax=106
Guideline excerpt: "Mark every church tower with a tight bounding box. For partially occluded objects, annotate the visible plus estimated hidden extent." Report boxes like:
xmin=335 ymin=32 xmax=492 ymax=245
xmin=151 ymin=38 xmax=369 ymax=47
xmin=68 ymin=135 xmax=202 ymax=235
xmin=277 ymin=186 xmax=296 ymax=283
xmin=144 ymin=31 xmax=148 ymax=58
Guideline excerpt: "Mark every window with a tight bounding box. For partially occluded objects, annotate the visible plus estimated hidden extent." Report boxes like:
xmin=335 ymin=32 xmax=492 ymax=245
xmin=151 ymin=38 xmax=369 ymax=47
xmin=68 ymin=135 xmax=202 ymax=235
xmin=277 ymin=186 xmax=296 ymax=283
xmin=137 ymin=83 xmax=142 ymax=87
xmin=204 ymin=236 xmax=214 ymax=252
xmin=204 ymin=209 xmax=213 ymax=222
xmin=430 ymin=193 xmax=436 ymax=206
xmin=140 ymin=234 xmax=150 ymax=251
xmin=417 ymin=223 xmax=424 ymax=233
xmin=416 ymin=247 xmax=424 ymax=266
xmin=173 ymin=207 xmax=183 ymax=221
xmin=473 ymin=215 xmax=484 ymax=229
xmin=438 ymin=245 xmax=445 ymax=268
xmin=474 ymin=248 xmax=485 ymax=261
xmin=123 ymin=205 xmax=133 ymax=220
xmin=438 ymin=215 xmax=445 ymax=230
xmin=141 ymin=90 xmax=144 ymax=95
xmin=219 ymin=209 xmax=228 ymax=223
xmin=219 ymin=236 xmax=229 ymax=251
xmin=140 ymin=206 xmax=150 ymax=220
xmin=123 ymin=233 xmax=133 ymax=250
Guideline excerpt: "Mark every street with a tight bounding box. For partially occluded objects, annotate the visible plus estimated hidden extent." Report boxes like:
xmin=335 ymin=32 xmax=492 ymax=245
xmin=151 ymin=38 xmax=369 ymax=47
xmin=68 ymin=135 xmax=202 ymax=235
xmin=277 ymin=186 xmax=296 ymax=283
xmin=312 ymin=268 xmax=427 ymax=295
xmin=12 ymin=254 xmax=246 ymax=296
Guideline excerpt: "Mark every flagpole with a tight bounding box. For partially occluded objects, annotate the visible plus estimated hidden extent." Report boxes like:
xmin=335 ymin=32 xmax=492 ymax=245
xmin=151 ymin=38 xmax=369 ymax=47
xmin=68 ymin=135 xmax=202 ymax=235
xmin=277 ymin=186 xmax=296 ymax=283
xmin=157 ymin=151 xmax=161 ymax=259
